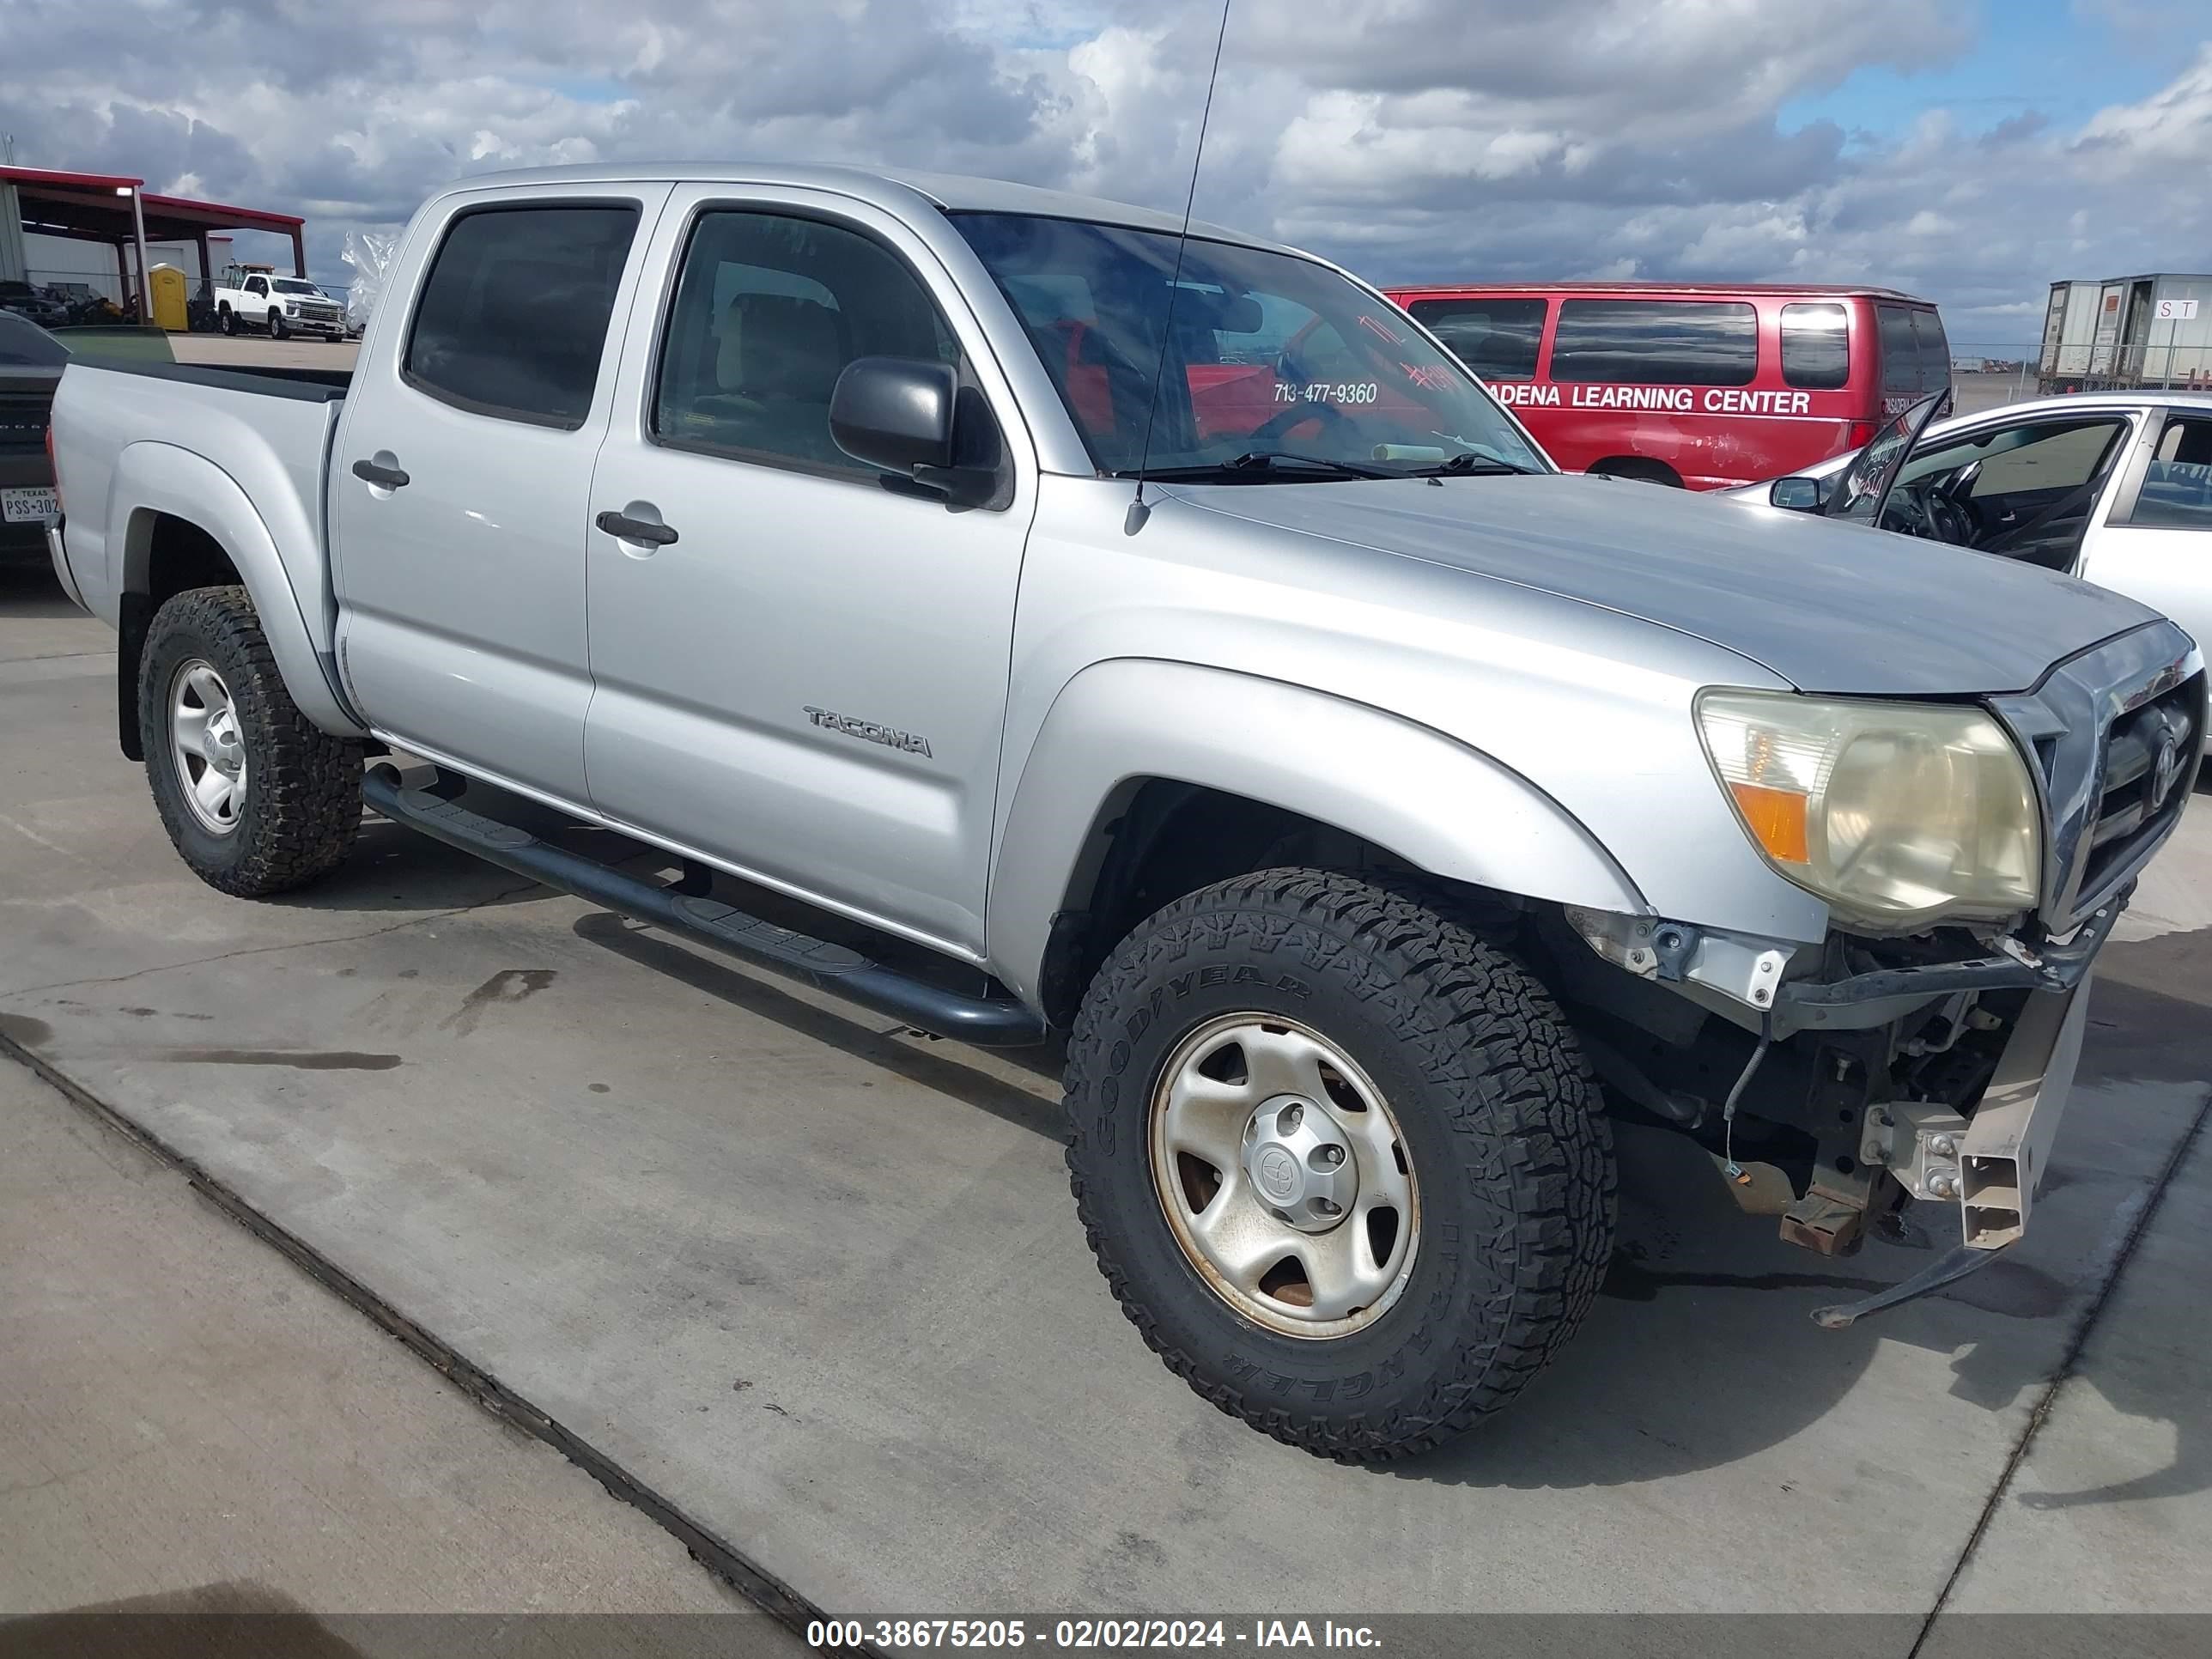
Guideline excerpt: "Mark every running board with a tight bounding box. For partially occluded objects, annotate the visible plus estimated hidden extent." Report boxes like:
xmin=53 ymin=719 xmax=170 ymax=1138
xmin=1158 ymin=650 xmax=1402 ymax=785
xmin=362 ymin=765 xmax=1047 ymax=1047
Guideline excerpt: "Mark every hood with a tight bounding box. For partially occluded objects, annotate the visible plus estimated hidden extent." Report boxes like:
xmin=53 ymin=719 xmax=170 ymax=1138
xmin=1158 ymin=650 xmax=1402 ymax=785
xmin=1170 ymin=471 xmax=2160 ymax=696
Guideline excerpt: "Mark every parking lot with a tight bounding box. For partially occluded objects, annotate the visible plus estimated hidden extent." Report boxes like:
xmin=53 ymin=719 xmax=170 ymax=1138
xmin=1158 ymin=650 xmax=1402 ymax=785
xmin=2 ymin=557 xmax=2208 ymax=1648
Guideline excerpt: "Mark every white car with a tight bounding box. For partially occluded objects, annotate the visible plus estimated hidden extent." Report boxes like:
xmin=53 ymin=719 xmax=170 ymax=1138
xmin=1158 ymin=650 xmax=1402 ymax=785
xmin=1734 ymin=392 xmax=2212 ymax=685
xmin=211 ymin=266 xmax=348 ymax=341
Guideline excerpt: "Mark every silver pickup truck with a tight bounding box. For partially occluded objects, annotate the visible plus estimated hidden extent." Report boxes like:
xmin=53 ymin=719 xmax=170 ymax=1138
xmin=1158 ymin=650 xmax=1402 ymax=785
xmin=46 ymin=164 xmax=2203 ymax=1462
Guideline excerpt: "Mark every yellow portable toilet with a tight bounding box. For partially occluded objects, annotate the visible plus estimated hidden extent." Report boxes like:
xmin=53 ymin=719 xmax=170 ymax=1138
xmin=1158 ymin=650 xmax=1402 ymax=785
xmin=148 ymin=264 xmax=189 ymax=332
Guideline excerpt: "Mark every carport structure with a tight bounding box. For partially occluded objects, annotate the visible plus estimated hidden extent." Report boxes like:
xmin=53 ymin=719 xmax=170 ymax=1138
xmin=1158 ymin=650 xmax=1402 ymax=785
xmin=0 ymin=165 xmax=306 ymax=321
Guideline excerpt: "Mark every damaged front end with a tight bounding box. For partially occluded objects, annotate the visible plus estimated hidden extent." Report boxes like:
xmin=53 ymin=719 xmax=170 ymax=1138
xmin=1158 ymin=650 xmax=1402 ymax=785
xmin=1549 ymin=894 xmax=2109 ymax=1272
xmin=1535 ymin=629 xmax=2201 ymax=1326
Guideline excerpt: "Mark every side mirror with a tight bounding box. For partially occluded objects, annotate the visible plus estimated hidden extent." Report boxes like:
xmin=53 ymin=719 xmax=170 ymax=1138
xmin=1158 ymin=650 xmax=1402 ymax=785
xmin=830 ymin=356 xmax=957 ymax=477
xmin=1770 ymin=476 xmax=1824 ymax=512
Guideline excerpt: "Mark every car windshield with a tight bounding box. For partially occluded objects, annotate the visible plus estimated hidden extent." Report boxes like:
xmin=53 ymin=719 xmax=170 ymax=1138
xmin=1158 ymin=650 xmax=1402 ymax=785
xmin=0 ymin=311 xmax=68 ymax=366
xmin=952 ymin=212 xmax=1548 ymax=480
xmin=272 ymin=279 xmax=320 ymax=295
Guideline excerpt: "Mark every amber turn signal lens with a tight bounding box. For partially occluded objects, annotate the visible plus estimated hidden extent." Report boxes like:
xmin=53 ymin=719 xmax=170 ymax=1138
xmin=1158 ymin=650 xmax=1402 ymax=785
xmin=1728 ymin=781 xmax=1810 ymax=866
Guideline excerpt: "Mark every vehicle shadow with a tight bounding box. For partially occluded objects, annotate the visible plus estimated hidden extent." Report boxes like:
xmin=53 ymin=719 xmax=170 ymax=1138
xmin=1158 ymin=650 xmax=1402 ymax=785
xmin=0 ymin=564 xmax=88 ymax=621
xmin=561 ymin=893 xmax=2205 ymax=1495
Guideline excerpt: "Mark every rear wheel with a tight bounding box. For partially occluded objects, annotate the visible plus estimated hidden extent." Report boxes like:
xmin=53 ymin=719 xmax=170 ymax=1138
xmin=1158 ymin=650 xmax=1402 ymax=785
xmin=1063 ymin=868 xmax=1615 ymax=1462
xmin=220 ymin=306 xmax=237 ymax=336
xmin=139 ymin=586 xmax=362 ymax=896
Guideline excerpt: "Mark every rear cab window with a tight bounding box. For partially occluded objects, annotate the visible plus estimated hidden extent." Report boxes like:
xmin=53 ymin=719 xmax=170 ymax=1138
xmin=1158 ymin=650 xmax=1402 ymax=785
xmin=403 ymin=203 xmax=641 ymax=428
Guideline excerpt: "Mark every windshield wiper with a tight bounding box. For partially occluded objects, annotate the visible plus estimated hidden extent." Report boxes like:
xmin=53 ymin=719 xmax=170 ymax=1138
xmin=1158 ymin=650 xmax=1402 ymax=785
xmin=1120 ymin=450 xmax=1399 ymax=483
xmin=1403 ymin=451 xmax=1540 ymax=477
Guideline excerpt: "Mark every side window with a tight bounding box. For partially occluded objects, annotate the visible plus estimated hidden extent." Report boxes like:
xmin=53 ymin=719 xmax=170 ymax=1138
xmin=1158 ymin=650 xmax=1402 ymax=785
xmin=246 ymin=276 xmax=266 ymax=298
xmin=403 ymin=203 xmax=641 ymax=429
xmin=1549 ymin=300 xmax=1756 ymax=386
xmin=1877 ymin=305 xmax=1918 ymax=394
xmin=1780 ymin=302 xmax=1849 ymax=391
xmin=2127 ymin=416 xmax=2212 ymax=529
xmin=653 ymin=210 xmax=959 ymax=478
xmin=1407 ymin=297 xmax=1547 ymax=380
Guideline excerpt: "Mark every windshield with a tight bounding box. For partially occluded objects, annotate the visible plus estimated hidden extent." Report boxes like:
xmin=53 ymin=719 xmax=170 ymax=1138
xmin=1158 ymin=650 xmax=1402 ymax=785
xmin=0 ymin=311 xmax=68 ymax=366
xmin=272 ymin=279 xmax=321 ymax=295
xmin=952 ymin=213 xmax=1547 ymax=479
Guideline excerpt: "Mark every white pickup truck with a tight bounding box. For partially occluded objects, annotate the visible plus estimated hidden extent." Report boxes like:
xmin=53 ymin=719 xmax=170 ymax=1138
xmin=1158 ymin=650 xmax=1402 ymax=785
xmin=212 ymin=264 xmax=347 ymax=341
xmin=45 ymin=164 xmax=2203 ymax=1461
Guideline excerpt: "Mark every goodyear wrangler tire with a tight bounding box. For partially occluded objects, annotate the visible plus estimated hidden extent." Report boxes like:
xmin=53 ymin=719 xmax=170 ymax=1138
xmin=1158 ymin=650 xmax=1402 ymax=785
xmin=140 ymin=586 xmax=362 ymax=897
xmin=1063 ymin=868 xmax=1614 ymax=1462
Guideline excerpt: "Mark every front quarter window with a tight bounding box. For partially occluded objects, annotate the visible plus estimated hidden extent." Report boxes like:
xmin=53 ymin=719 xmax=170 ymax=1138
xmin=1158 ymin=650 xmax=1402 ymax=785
xmin=952 ymin=212 xmax=1547 ymax=479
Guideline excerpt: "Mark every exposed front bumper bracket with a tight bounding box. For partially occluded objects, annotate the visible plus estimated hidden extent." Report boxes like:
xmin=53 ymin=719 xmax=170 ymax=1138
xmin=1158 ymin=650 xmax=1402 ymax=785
xmin=1811 ymin=1241 xmax=2012 ymax=1330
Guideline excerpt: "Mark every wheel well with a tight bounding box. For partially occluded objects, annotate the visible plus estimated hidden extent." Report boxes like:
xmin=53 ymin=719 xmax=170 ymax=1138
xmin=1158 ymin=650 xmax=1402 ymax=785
xmin=116 ymin=514 xmax=244 ymax=761
xmin=1587 ymin=456 xmax=1684 ymax=487
xmin=1037 ymin=781 xmax=1417 ymax=1026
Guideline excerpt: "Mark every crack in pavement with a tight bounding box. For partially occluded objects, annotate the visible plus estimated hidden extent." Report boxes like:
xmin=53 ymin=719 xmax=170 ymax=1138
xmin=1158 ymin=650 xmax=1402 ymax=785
xmin=0 ymin=877 xmax=546 ymax=1004
xmin=1906 ymin=1081 xmax=2212 ymax=1656
xmin=0 ymin=1027 xmax=820 ymax=1638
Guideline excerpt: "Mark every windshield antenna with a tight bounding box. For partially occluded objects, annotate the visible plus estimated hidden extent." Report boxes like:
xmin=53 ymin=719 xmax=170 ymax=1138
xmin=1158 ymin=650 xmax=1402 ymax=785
xmin=1126 ymin=0 xmax=1234 ymax=536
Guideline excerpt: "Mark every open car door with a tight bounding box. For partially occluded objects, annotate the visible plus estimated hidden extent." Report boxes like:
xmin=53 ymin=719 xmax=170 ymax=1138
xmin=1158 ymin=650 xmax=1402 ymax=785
xmin=1823 ymin=389 xmax=1951 ymax=529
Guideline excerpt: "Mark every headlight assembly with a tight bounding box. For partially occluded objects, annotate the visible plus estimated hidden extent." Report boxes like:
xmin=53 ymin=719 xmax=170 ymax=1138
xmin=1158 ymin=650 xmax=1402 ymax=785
xmin=1696 ymin=689 xmax=2041 ymax=929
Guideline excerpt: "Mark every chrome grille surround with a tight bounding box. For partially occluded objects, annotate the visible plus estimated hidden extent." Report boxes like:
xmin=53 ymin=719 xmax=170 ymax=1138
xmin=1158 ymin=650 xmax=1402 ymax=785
xmin=1989 ymin=621 xmax=2204 ymax=934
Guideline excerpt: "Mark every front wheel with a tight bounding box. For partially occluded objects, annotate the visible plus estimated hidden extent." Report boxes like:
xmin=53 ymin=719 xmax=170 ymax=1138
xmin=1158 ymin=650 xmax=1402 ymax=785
xmin=1063 ymin=869 xmax=1615 ymax=1462
xmin=270 ymin=309 xmax=289 ymax=340
xmin=140 ymin=586 xmax=362 ymax=896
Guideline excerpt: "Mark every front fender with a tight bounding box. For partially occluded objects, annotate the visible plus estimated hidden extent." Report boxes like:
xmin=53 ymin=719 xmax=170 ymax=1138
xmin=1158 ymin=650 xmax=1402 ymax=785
xmin=986 ymin=659 xmax=1648 ymax=1005
xmin=112 ymin=441 xmax=362 ymax=738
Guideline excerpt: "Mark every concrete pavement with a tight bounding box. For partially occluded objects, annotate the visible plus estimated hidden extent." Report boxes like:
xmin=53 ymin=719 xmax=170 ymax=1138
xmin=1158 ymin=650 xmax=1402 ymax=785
xmin=0 ymin=1026 xmax=795 ymax=1649
xmin=3 ymin=565 xmax=2209 ymax=1645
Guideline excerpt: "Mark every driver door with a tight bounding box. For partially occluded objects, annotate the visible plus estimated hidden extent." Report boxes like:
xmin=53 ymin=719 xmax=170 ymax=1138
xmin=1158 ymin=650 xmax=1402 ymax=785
xmin=1889 ymin=412 xmax=2136 ymax=571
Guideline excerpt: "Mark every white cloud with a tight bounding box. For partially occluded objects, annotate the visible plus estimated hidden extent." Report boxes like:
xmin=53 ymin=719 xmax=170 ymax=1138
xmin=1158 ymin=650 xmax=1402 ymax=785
xmin=0 ymin=0 xmax=2204 ymax=340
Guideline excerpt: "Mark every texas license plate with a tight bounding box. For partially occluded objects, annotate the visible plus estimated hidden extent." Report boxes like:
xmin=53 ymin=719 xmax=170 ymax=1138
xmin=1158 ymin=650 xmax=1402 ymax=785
xmin=1 ymin=486 xmax=58 ymax=524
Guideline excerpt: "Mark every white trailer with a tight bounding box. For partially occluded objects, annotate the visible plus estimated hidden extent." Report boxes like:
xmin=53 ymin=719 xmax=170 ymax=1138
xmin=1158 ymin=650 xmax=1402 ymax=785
xmin=2042 ymin=273 xmax=2212 ymax=392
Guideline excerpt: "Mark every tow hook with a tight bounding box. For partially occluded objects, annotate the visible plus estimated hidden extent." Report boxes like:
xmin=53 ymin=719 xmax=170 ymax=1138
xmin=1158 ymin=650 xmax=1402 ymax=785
xmin=1809 ymin=1241 xmax=2011 ymax=1329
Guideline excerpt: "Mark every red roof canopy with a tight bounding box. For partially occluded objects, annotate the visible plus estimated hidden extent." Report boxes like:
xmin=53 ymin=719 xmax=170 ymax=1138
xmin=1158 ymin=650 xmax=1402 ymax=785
xmin=3 ymin=165 xmax=304 ymax=242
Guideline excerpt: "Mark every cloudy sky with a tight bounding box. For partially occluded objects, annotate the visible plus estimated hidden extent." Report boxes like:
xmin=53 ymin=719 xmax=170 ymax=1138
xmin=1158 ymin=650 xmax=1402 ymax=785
xmin=3 ymin=0 xmax=2207 ymax=340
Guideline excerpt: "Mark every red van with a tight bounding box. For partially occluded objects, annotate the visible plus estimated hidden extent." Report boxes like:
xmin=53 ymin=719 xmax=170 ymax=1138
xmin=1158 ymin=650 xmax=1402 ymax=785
xmin=1382 ymin=282 xmax=1952 ymax=489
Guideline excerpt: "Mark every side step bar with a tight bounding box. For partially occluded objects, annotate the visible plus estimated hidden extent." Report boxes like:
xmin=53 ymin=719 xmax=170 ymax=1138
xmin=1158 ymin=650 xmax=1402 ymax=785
xmin=362 ymin=765 xmax=1048 ymax=1047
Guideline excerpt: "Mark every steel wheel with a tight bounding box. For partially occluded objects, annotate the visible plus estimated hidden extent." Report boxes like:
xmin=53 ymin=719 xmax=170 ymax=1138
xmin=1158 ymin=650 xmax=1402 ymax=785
xmin=168 ymin=658 xmax=248 ymax=836
xmin=1150 ymin=1012 xmax=1419 ymax=1339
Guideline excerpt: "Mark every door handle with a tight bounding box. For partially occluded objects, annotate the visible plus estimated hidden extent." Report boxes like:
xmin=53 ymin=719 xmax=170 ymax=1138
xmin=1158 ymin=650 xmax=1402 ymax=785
xmin=596 ymin=509 xmax=679 ymax=547
xmin=351 ymin=458 xmax=410 ymax=489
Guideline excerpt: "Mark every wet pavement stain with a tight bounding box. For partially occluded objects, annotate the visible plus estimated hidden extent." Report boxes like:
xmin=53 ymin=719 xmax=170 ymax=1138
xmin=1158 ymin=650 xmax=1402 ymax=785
xmin=0 ymin=1012 xmax=53 ymax=1048
xmin=159 ymin=1048 xmax=404 ymax=1072
xmin=441 ymin=969 xmax=558 ymax=1036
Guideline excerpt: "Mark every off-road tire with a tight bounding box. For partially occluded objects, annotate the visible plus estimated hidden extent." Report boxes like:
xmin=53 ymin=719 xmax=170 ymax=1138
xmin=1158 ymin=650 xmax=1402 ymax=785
xmin=1063 ymin=867 xmax=1614 ymax=1462
xmin=140 ymin=586 xmax=362 ymax=897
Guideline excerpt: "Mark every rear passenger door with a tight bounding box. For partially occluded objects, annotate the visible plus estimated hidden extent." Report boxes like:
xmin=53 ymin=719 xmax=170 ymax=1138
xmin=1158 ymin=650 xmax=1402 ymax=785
xmin=331 ymin=185 xmax=672 ymax=803
xmin=2088 ymin=410 xmax=2212 ymax=656
xmin=580 ymin=185 xmax=1035 ymax=957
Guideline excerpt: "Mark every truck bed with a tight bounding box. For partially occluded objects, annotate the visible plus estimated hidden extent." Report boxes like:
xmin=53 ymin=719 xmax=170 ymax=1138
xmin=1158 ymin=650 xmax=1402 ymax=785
xmin=48 ymin=356 xmax=354 ymax=704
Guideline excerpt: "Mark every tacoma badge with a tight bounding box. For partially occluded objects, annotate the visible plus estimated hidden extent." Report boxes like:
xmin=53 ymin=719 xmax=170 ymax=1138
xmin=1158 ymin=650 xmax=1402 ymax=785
xmin=803 ymin=706 xmax=933 ymax=757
